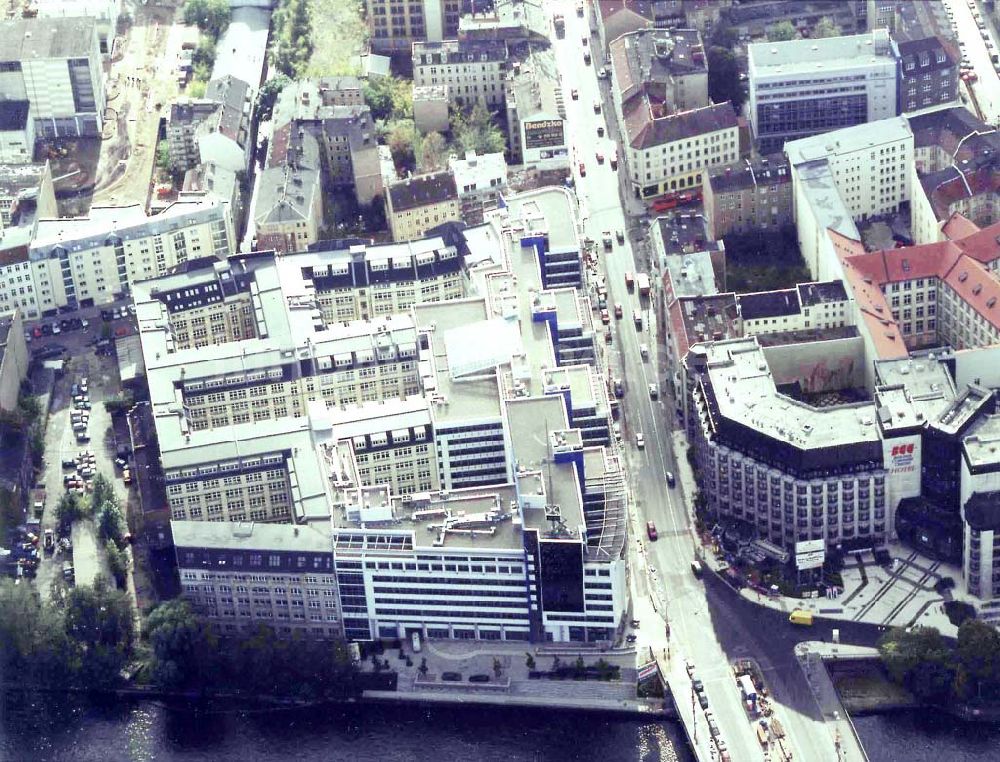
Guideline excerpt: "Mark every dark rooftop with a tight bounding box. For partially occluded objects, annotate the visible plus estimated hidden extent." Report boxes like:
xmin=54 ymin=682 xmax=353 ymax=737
xmin=388 ymin=171 xmax=458 ymax=212
xmin=738 ymin=289 xmax=801 ymax=320
xmin=797 ymin=280 xmax=848 ymax=307
xmin=631 ymin=102 xmax=738 ymax=150
xmin=708 ymin=154 xmax=790 ymax=194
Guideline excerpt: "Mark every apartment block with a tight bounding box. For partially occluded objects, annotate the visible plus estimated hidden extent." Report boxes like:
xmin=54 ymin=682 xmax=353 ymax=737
xmin=748 ymin=30 xmax=898 ymax=154
xmin=610 ymin=29 xmax=738 ymax=199
xmin=254 ymin=129 xmax=323 ymax=254
xmin=412 ymin=39 xmax=507 ymax=108
xmin=166 ymin=76 xmax=253 ymax=174
xmin=505 ymin=50 xmax=568 ymax=168
xmin=0 ymin=310 xmax=28 ymax=413
xmin=594 ymin=0 xmax=685 ymax=52
xmin=271 ymin=79 xmax=382 ymax=206
xmin=173 ymin=521 xmax=341 ymax=639
xmin=0 ymin=17 xmax=105 ymax=138
xmin=908 ymin=107 xmax=1000 ymax=243
xmin=0 ymin=198 xmax=231 ymax=319
xmin=704 ymin=154 xmax=792 ymax=239
xmin=894 ymin=36 xmax=959 ymax=114
xmin=448 ymin=150 xmax=507 ymax=226
xmin=386 ymin=171 xmax=461 ymax=242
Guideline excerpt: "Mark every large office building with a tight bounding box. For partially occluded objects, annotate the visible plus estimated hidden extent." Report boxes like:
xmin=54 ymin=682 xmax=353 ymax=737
xmin=747 ymin=30 xmax=898 ymax=154
xmin=158 ymin=187 xmax=628 ymax=643
xmin=609 ymin=28 xmax=739 ymax=200
xmin=0 ymin=17 xmax=106 ymax=139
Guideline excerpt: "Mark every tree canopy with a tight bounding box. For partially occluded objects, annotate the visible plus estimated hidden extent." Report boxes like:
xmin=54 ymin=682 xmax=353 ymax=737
xmin=183 ymin=0 xmax=231 ymax=40
xmin=813 ymin=17 xmax=841 ymax=39
xmin=767 ymin=21 xmax=797 ymax=42
xmin=256 ymin=75 xmax=292 ymax=122
xmin=270 ymin=0 xmax=313 ymax=78
xmin=707 ymin=47 xmax=747 ymax=113
xmin=452 ymin=104 xmax=505 ymax=156
xmin=417 ymin=132 xmax=449 ymax=172
xmin=364 ymin=77 xmax=413 ymax=123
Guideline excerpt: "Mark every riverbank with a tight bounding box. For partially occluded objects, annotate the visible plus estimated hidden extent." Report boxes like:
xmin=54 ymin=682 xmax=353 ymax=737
xmin=826 ymin=658 xmax=919 ymax=715
xmin=364 ymin=688 xmax=668 ymax=718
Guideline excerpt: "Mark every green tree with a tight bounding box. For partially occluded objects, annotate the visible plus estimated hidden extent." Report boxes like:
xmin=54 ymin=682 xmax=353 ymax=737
xmin=91 ymin=474 xmax=115 ymax=514
xmin=183 ymin=0 xmax=231 ymax=40
xmin=256 ymin=74 xmax=292 ymax=121
xmin=453 ymin=103 xmax=505 ymax=156
xmin=63 ymin=579 xmax=134 ymax=689
xmin=188 ymin=79 xmax=207 ymax=98
xmin=270 ymin=0 xmax=313 ymax=78
xmin=56 ymin=491 xmax=86 ymax=530
xmin=156 ymin=142 xmax=171 ymax=172
xmin=418 ymin=657 xmax=428 ymax=676
xmin=493 ymin=657 xmax=503 ymax=678
xmin=105 ymin=539 xmax=128 ymax=588
xmin=707 ymin=47 xmax=746 ymax=113
xmin=956 ymin=619 xmax=1000 ymax=698
xmin=147 ymin=599 xmax=216 ymax=690
xmin=387 ymin=119 xmax=418 ymax=173
xmin=417 ymin=131 xmax=449 ymax=172
xmin=767 ymin=21 xmax=797 ymax=42
xmin=813 ymin=17 xmax=841 ymax=39
xmin=364 ymin=77 xmax=413 ymax=122
xmin=191 ymin=39 xmax=216 ymax=83
xmin=879 ymin=626 xmax=956 ymax=702
xmin=97 ymin=499 xmax=126 ymax=546
xmin=525 ymin=652 xmax=536 ymax=670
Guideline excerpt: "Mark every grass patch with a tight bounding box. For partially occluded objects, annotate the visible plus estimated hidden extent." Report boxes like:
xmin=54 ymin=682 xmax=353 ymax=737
xmin=307 ymin=0 xmax=367 ymax=77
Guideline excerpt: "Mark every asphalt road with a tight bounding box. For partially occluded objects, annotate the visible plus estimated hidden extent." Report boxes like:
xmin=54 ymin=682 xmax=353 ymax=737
xmin=945 ymin=0 xmax=1000 ymax=124
xmin=552 ymin=3 xmax=886 ymax=759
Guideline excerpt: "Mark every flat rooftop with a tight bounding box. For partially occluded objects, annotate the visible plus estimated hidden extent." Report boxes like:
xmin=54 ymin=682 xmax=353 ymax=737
xmin=412 ymin=298 xmax=502 ymax=426
xmin=663 ymin=251 xmax=718 ymax=300
xmin=964 ymin=415 xmax=1000 ymax=470
xmin=330 ymin=483 xmax=525 ymax=552
xmin=748 ymin=31 xmax=895 ymax=77
xmin=502 ymin=187 xmax=578 ymax=253
xmin=172 ymin=519 xmax=332 ymax=555
xmin=702 ymin=338 xmax=881 ymax=449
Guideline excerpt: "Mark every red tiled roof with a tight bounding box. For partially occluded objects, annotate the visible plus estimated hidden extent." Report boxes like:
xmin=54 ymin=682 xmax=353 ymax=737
xmin=941 ymin=212 xmax=979 ymax=240
xmin=831 ymin=219 xmax=1000 ymax=356
xmin=668 ymin=298 xmax=690 ymax=359
xmin=941 ymin=254 xmax=1000 ymax=331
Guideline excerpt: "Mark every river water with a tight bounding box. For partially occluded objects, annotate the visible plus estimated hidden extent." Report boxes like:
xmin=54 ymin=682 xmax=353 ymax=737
xmin=4 ymin=691 xmax=997 ymax=761
xmin=0 ymin=694 xmax=694 ymax=762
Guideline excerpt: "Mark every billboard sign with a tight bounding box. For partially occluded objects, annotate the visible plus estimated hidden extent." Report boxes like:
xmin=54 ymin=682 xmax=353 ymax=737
xmin=890 ymin=441 xmax=916 ymax=473
xmin=524 ymin=118 xmax=565 ymax=150
xmin=795 ymin=538 xmax=825 ymax=570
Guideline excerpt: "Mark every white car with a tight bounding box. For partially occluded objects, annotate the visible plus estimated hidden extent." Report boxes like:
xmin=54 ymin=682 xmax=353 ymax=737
xmin=648 ymin=383 xmax=658 ymax=399
xmin=636 ymin=432 xmax=645 ymax=448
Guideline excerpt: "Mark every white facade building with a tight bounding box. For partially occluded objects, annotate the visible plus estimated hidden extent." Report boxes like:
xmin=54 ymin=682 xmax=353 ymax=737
xmin=748 ymin=30 xmax=899 ymax=154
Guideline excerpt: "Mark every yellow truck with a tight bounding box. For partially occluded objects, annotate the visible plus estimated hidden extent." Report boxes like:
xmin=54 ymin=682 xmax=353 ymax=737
xmin=789 ymin=609 xmax=814 ymax=626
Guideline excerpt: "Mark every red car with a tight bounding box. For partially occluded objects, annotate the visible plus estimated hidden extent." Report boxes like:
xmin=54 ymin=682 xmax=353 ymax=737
xmin=578 ymin=162 xmax=586 ymax=177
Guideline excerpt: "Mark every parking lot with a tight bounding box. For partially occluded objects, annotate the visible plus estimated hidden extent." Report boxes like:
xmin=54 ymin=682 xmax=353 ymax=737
xmin=30 ymin=306 xmax=135 ymax=602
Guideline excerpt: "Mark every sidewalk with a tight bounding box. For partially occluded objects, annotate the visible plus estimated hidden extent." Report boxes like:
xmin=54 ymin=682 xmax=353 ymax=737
xmin=795 ymin=642 xmax=876 ymax=762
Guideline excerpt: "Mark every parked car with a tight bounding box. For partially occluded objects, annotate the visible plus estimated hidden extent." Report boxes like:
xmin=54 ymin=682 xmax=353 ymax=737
xmin=468 ymin=674 xmax=491 ymax=683
xmin=636 ymin=432 xmax=645 ymax=448
xmin=442 ymin=672 xmax=462 ymax=682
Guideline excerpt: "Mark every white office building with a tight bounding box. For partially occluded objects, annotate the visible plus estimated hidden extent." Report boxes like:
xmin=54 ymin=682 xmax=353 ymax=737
xmin=748 ymin=30 xmax=898 ymax=154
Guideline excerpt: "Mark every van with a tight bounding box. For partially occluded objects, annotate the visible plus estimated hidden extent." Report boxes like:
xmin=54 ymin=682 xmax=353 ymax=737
xmin=633 ymin=309 xmax=642 ymax=329
xmin=789 ymin=609 xmax=814 ymax=626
